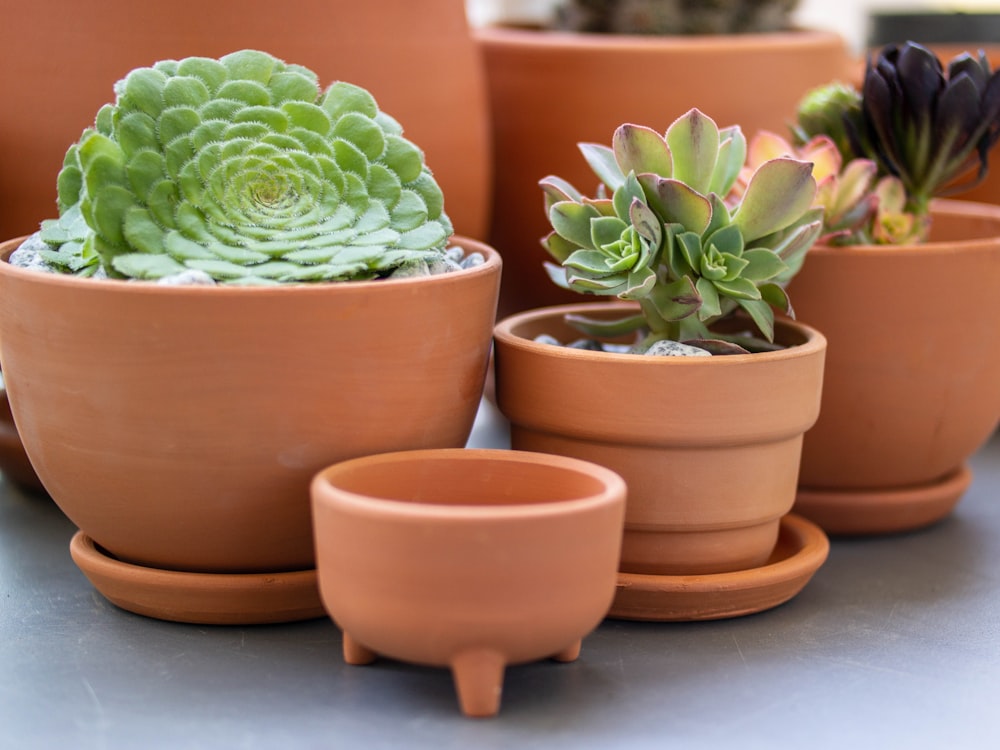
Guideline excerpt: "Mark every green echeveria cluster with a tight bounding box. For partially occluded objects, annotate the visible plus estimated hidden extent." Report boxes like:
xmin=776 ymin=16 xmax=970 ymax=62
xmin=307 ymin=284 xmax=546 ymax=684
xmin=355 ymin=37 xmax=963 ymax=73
xmin=539 ymin=109 xmax=821 ymax=346
xmin=38 ymin=50 xmax=453 ymax=283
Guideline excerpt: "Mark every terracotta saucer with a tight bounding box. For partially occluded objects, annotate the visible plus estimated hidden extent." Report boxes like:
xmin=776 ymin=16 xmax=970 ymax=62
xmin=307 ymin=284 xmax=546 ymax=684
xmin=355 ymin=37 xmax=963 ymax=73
xmin=794 ymin=464 xmax=971 ymax=536
xmin=70 ymin=532 xmax=326 ymax=625
xmin=608 ymin=514 xmax=829 ymax=622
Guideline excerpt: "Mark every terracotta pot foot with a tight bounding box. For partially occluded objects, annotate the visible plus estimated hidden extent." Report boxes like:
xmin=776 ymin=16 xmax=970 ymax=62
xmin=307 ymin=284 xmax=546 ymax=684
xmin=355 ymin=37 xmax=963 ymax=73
xmin=342 ymin=632 xmax=377 ymax=665
xmin=551 ymin=639 xmax=582 ymax=663
xmin=449 ymin=648 xmax=506 ymax=718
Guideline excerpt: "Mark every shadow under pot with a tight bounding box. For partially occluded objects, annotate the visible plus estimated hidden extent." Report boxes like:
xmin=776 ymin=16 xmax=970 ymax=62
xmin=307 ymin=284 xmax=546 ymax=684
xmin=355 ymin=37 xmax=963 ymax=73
xmin=0 ymin=372 xmax=45 ymax=494
xmin=310 ymin=448 xmax=626 ymax=718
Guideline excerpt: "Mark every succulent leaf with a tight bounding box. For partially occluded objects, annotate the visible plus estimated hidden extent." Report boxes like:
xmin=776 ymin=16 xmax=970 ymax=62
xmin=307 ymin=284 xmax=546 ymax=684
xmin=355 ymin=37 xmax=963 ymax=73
xmin=710 ymin=127 xmax=748 ymax=195
xmin=736 ymin=298 xmax=776 ymax=343
xmin=549 ymin=201 xmax=604 ymax=248
xmin=734 ymin=158 xmax=817 ymax=242
xmin=612 ymin=124 xmax=672 ymax=178
xmin=579 ymin=142 xmax=626 ymax=191
xmin=648 ymin=276 xmax=701 ymax=322
xmin=40 ymin=51 xmax=453 ymax=282
xmin=562 ymin=312 xmax=647 ymax=339
xmin=665 ymin=109 xmax=720 ymax=194
xmin=639 ymin=176 xmax=712 ymax=233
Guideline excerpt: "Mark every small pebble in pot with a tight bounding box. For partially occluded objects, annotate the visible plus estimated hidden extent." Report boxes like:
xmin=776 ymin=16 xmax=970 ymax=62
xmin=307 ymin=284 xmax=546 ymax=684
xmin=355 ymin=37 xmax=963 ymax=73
xmin=644 ymin=340 xmax=712 ymax=357
xmin=533 ymin=334 xmax=562 ymax=347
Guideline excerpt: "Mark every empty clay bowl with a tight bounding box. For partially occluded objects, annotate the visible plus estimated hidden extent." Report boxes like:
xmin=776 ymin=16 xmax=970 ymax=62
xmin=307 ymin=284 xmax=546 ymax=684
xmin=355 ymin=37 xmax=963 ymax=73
xmin=310 ymin=448 xmax=626 ymax=717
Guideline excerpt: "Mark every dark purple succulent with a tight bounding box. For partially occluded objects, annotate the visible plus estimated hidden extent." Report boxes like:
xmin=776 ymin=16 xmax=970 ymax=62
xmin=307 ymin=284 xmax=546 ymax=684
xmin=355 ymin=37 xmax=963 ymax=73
xmin=851 ymin=41 xmax=1000 ymax=220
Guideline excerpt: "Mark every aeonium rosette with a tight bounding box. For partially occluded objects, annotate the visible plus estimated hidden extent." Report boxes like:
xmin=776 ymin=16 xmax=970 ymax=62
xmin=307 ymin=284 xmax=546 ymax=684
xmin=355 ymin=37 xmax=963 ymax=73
xmin=539 ymin=109 xmax=822 ymax=349
xmin=794 ymin=41 xmax=1000 ymax=242
xmin=37 ymin=50 xmax=453 ymax=283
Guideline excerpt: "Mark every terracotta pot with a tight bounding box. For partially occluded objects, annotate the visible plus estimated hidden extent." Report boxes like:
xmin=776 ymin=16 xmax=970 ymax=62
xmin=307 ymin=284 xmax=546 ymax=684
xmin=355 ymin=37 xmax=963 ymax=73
xmin=789 ymin=199 xmax=1000 ymax=534
xmin=311 ymin=448 xmax=625 ymax=718
xmin=475 ymin=26 xmax=852 ymax=316
xmin=0 ymin=0 xmax=491 ymax=241
xmin=0 ymin=236 xmax=501 ymax=623
xmin=493 ymin=302 xmax=827 ymax=580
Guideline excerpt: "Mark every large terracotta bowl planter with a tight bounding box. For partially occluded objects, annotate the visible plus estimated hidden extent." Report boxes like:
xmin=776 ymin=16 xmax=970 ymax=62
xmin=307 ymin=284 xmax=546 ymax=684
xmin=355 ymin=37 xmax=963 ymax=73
xmin=493 ymin=302 xmax=829 ymax=620
xmin=311 ymin=448 xmax=626 ymax=718
xmin=0 ymin=0 xmax=491 ymax=241
xmin=789 ymin=199 xmax=1000 ymax=534
xmin=475 ymin=26 xmax=852 ymax=316
xmin=0 ymin=236 xmax=501 ymax=624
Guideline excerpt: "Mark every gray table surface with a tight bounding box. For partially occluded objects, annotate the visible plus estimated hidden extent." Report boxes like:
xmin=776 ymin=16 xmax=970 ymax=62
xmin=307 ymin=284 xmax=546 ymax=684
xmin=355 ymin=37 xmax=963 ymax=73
xmin=2 ymin=399 xmax=998 ymax=749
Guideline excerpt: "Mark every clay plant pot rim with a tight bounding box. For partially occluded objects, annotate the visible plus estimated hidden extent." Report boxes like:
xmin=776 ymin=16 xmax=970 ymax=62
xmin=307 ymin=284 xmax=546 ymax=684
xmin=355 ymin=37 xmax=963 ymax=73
xmin=0 ymin=236 xmax=500 ymax=298
xmin=312 ymin=447 xmax=626 ymax=522
xmin=494 ymin=302 xmax=826 ymax=368
xmin=805 ymin=199 xmax=1000 ymax=259
xmin=474 ymin=25 xmax=845 ymax=53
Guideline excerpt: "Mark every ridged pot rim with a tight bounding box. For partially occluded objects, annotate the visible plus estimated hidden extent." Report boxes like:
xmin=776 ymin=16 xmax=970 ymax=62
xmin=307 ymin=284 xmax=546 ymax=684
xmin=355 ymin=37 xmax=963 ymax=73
xmin=0 ymin=235 xmax=500 ymax=298
xmin=494 ymin=303 xmax=826 ymax=367
xmin=805 ymin=198 xmax=1000 ymax=259
xmin=474 ymin=24 xmax=846 ymax=53
xmin=312 ymin=448 xmax=626 ymax=523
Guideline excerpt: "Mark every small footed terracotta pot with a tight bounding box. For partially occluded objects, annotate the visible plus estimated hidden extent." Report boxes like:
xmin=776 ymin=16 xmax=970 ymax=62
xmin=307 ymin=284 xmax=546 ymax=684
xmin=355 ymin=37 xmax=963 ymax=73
xmin=310 ymin=448 xmax=626 ymax=718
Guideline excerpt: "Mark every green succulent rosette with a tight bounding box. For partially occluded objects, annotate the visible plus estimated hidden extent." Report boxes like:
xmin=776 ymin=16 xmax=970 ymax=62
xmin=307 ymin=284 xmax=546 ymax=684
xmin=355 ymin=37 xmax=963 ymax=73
xmin=540 ymin=110 xmax=821 ymax=345
xmin=38 ymin=50 xmax=453 ymax=283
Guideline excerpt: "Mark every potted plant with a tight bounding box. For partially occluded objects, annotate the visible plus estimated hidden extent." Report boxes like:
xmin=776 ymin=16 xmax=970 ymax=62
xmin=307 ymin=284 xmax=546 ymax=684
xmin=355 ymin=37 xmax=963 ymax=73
xmin=492 ymin=108 xmax=830 ymax=621
xmin=779 ymin=41 xmax=1000 ymax=533
xmin=0 ymin=50 xmax=502 ymax=624
xmin=473 ymin=0 xmax=853 ymax=316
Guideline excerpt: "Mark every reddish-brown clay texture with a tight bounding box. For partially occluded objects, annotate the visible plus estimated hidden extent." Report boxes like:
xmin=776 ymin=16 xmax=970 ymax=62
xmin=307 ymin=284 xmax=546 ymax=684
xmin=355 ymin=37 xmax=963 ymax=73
xmin=492 ymin=303 xmax=827 ymax=576
xmin=0 ymin=0 xmax=491 ymax=241
xmin=791 ymin=200 xmax=1000 ymax=487
xmin=0 ymin=237 xmax=500 ymax=576
xmin=788 ymin=200 xmax=1000 ymax=532
xmin=311 ymin=448 xmax=626 ymax=718
xmin=69 ymin=532 xmax=326 ymax=625
xmin=610 ymin=513 xmax=830 ymax=621
xmin=476 ymin=26 xmax=852 ymax=316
